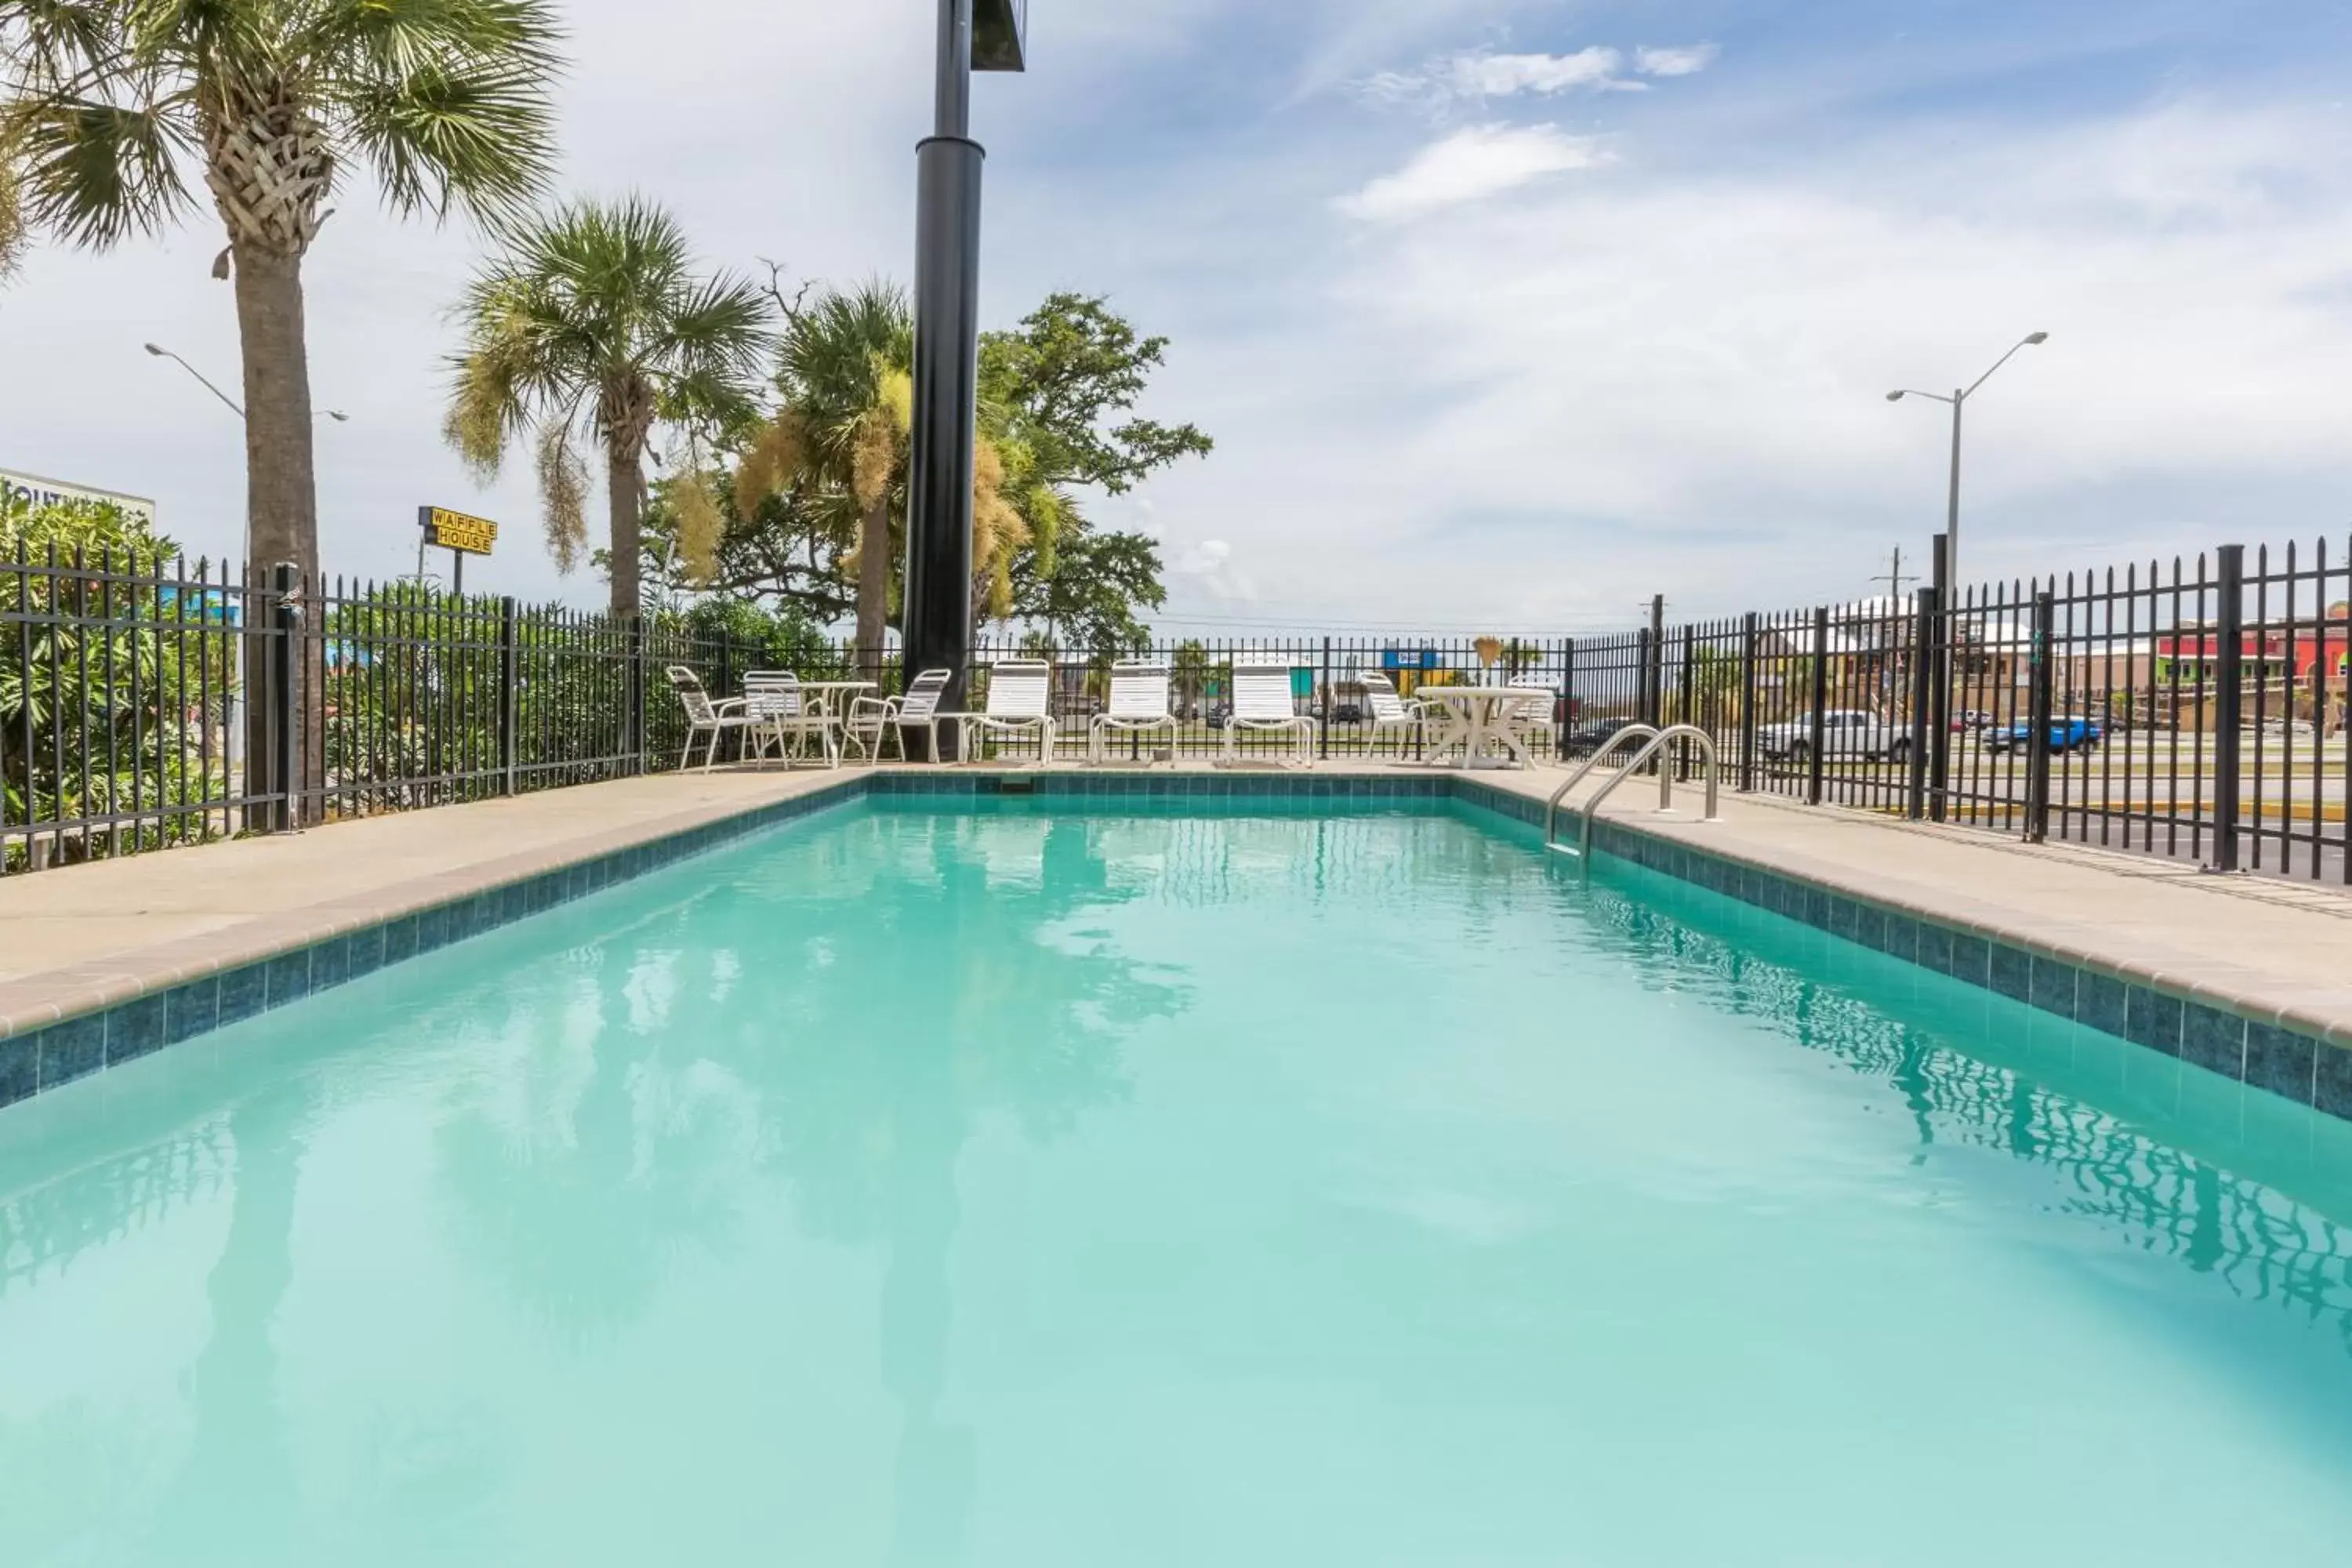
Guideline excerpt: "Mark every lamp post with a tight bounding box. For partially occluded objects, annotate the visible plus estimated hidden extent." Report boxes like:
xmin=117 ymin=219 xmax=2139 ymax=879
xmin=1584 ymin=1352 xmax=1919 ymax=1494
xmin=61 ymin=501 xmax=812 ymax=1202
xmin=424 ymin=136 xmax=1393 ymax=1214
xmin=902 ymin=0 xmax=1026 ymax=757
xmin=1885 ymin=331 xmax=2046 ymax=595
xmin=146 ymin=342 xmax=349 ymax=422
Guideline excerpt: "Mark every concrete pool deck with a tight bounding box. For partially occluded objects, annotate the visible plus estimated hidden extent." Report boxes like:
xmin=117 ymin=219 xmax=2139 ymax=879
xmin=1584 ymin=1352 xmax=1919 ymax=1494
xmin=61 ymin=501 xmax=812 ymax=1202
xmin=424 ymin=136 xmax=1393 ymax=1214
xmin=3 ymin=758 xmax=2348 ymax=1060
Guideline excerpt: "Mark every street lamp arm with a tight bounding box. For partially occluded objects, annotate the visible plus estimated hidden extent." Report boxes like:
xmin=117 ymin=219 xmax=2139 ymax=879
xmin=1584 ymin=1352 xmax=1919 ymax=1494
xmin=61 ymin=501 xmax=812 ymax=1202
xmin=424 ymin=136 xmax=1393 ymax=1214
xmin=1887 ymin=389 xmax=1955 ymax=405
xmin=1962 ymin=331 xmax=2049 ymax=400
xmin=144 ymin=342 xmax=245 ymax=419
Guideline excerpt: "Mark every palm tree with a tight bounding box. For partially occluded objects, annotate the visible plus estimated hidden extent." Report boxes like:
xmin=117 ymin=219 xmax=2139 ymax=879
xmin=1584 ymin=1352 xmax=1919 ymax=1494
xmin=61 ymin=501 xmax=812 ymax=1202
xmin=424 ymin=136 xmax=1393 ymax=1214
xmin=738 ymin=282 xmax=913 ymax=676
xmin=445 ymin=198 xmax=773 ymax=615
xmin=0 ymin=147 xmax=23 ymax=282
xmin=1 ymin=0 xmax=563 ymax=580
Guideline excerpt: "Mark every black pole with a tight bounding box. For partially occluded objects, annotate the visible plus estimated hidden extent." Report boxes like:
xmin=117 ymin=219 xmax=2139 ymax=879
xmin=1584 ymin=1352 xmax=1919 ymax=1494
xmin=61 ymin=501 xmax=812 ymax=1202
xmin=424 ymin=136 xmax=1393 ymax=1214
xmin=1907 ymin=586 xmax=1936 ymax=820
xmin=1806 ymin=606 xmax=1829 ymax=806
xmin=903 ymin=0 xmax=986 ymax=759
xmin=2211 ymin=543 xmax=2245 ymax=873
xmin=2026 ymin=590 xmax=2056 ymax=844
xmin=1929 ymin=530 xmax=1951 ymax=822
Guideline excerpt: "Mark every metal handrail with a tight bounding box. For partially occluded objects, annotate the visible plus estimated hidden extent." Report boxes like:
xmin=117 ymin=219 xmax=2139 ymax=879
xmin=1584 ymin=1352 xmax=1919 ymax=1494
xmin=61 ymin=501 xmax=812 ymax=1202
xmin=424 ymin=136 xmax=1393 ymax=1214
xmin=1547 ymin=724 xmax=1720 ymax=858
xmin=1545 ymin=725 xmax=1660 ymax=844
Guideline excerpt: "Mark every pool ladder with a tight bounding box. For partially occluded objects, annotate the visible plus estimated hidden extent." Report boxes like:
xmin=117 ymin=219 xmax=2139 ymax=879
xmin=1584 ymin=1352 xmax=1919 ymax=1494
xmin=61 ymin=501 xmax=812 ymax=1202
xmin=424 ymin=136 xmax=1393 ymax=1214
xmin=1545 ymin=724 xmax=1721 ymax=860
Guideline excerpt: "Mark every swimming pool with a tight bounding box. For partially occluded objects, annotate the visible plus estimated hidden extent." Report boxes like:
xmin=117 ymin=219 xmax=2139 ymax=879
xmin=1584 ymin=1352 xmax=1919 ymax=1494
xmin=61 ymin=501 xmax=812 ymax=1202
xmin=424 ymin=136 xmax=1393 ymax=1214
xmin=3 ymin=797 xmax=2350 ymax=1565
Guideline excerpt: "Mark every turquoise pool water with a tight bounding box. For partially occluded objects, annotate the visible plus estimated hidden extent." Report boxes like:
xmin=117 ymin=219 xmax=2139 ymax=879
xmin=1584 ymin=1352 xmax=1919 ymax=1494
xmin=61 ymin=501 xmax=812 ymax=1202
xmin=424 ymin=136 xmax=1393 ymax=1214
xmin=3 ymin=800 xmax=2351 ymax=1565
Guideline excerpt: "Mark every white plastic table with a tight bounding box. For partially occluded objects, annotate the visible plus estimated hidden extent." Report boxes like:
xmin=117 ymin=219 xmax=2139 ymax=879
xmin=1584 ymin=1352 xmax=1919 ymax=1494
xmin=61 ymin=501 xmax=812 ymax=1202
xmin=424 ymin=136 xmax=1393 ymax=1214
xmin=1420 ymin=685 xmax=1549 ymax=768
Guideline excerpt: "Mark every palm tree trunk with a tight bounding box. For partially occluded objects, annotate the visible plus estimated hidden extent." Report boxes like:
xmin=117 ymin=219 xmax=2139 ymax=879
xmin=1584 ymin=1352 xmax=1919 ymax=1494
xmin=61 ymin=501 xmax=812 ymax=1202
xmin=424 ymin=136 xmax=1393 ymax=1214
xmin=230 ymin=241 xmax=323 ymax=825
xmin=607 ymin=449 xmax=643 ymax=619
xmin=857 ymin=494 xmax=889 ymax=681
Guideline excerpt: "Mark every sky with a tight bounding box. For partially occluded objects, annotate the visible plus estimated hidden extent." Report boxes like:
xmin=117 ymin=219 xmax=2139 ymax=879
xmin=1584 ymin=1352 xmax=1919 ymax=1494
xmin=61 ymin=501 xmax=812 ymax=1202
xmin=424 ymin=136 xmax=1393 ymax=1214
xmin=7 ymin=0 xmax=2352 ymax=637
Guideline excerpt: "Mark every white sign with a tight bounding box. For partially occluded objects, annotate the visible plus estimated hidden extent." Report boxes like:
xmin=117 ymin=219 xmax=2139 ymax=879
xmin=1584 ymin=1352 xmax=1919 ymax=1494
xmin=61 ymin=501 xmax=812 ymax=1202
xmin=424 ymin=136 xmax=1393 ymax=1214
xmin=0 ymin=468 xmax=158 ymax=524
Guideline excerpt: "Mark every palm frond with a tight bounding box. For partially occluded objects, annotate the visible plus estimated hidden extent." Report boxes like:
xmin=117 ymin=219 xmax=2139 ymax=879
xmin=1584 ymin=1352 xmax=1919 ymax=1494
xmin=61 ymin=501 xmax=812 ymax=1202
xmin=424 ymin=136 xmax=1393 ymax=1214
xmin=343 ymin=53 xmax=556 ymax=221
xmin=1 ymin=91 xmax=194 ymax=245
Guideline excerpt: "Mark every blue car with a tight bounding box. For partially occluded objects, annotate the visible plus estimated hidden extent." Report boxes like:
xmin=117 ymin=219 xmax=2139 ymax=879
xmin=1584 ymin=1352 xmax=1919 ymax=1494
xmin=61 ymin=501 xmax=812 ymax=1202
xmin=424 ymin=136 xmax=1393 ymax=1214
xmin=1985 ymin=714 xmax=2103 ymax=753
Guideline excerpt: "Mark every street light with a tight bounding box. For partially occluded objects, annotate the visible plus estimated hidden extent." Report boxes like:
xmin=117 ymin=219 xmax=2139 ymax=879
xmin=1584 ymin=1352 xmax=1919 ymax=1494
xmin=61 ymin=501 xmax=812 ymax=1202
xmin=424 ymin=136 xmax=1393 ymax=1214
xmin=144 ymin=342 xmax=348 ymax=422
xmin=1885 ymin=331 xmax=2047 ymax=593
xmin=902 ymin=0 xmax=1027 ymax=756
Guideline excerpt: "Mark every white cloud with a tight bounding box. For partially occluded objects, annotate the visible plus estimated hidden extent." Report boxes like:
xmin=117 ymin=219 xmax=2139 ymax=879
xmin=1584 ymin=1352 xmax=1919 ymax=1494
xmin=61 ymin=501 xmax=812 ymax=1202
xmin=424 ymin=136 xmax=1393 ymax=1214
xmin=1337 ymin=125 xmax=1613 ymax=222
xmin=1634 ymin=43 xmax=1720 ymax=78
xmin=1367 ymin=46 xmax=1639 ymax=104
xmin=1138 ymin=100 xmax=2352 ymax=631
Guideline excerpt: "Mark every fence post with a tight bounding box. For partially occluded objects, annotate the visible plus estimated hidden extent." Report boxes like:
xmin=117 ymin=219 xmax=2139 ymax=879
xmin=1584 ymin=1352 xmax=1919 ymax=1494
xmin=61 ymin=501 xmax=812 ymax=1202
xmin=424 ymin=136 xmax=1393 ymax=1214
xmin=1738 ymin=612 xmax=1758 ymax=793
xmin=1806 ymin=608 xmax=1829 ymax=805
xmin=1559 ymin=637 xmax=1576 ymax=758
xmin=497 ymin=596 xmax=519 ymax=797
xmin=2211 ymin=543 xmax=2245 ymax=872
xmin=268 ymin=563 xmax=299 ymax=833
xmin=1645 ymin=593 xmax=1665 ymax=727
xmin=1319 ymin=636 xmax=1331 ymax=760
xmin=1929 ymin=535 xmax=1952 ymax=823
xmin=1907 ymin=586 xmax=1937 ymax=820
xmin=1675 ymin=623 xmax=1696 ymax=780
xmin=626 ymin=617 xmax=648 ymax=776
xmin=2026 ymin=590 xmax=2055 ymax=844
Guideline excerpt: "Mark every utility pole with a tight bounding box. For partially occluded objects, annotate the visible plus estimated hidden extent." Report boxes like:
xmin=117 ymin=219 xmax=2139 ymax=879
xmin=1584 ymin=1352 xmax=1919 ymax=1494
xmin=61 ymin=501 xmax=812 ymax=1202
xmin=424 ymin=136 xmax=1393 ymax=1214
xmin=1871 ymin=546 xmax=1918 ymax=600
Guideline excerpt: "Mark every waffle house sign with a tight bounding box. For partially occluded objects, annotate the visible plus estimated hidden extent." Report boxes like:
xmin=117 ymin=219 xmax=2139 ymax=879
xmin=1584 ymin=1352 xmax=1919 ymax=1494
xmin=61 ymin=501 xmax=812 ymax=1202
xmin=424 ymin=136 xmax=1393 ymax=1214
xmin=419 ymin=506 xmax=498 ymax=556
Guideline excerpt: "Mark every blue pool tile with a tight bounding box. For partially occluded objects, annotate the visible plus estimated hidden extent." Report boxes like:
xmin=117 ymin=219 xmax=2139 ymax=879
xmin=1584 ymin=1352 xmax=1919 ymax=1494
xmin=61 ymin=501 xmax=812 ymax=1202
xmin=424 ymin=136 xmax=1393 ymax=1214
xmin=165 ymin=977 xmax=220 ymax=1044
xmin=218 ymin=962 xmax=268 ymax=1025
xmin=2180 ymin=1005 xmax=2247 ymax=1080
xmin=1853 ymin=902 xmax=1885 ymax=952
xmin=263 ymin=949 xmax=311 ymax=1009
xmin=0 ymin=1033 xmax=34 ymax=1107
xmin=1947 ymin=933 xmax=1991 ymax=988
xmin=415 ymin=904 xmax=450 ymax=953
xmin=2244 ymin=1022 xmax=2317 ymax=1105
xmin=1880 ymin=913 xmax=1918 ymax=964
xmin=383 ymin=914 xmax=421 ymax=966
xmin=37 ymin=1014 xmax=105 ymax=1090
xmin=310 ymin=935 xmax=350 ymax=992
xmin=106 ymin=992 xmax=169 ymax=1065
xmin=2125 ymin=987 xmax=2182 ymax=1056
xmin=1989 ymin=945 xmax=2032 ymax=1003
xmin=2076 ymin=971 xmax=2128 ymax=1038
xmin=346 ymin=924 xmax=387 ymax=978
xmin=1914 ymin=922 xmax=1953 ymax=976
xmin=2317 ymin=1045 xmax=2352 ymax=1120
xmin=2028 ymin=956 xmax=2077 ymax=1019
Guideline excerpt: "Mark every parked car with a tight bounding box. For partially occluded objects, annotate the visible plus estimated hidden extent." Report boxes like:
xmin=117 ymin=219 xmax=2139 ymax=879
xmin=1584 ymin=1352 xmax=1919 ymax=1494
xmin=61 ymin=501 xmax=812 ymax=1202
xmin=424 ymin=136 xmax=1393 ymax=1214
xmin=1755 ymin=710 xmax=1911 ymax=763
xmin=1984 ymin=714 xmax=2103 ymax=753
xmin=1563 ymin=717 xmax=1644 ymax=757
xmin=1204 ymin=702 xmax=1232 ymax=730
xmin=1315 ymin=699 xmax=1365 ymax=724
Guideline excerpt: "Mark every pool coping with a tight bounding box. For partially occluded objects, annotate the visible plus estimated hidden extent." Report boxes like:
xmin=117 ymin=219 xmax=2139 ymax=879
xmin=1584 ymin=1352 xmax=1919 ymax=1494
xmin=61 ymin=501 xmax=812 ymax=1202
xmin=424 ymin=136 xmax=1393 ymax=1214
xmin=2 ymin=767 xmax=2347 ymax=1123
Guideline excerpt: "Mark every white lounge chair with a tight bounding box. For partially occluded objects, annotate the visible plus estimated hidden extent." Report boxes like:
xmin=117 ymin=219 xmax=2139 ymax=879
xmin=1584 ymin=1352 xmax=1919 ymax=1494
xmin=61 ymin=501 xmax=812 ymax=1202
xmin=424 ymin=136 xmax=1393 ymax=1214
xmin=742 ymin=670 xmax=840 ymax=768
xmin=956 ymin=659 xmax=1056 ymax=764
xmin=847 ymin=667 xmax=952 ymax=762
xmin=1360 ymin=670 xmax=1433 ymax=756
xmin=1091 ymin=661 xmax=1176 ymax=764
xmin=1222 ymin=662 xmax=1316 ymax=767
xmin=667 ymin=665 xmax=760 ymax=770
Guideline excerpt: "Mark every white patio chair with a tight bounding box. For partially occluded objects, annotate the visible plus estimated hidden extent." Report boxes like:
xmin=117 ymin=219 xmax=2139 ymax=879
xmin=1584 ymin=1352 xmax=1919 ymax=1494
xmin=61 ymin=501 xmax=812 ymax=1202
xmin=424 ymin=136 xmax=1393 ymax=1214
xmin=956 ymin=659 xmax=1056 ymax=763
xmin=666 ymin=665 xmax=759 ymax=770
xmin=848 ymin=667 xmax=952 ymax=762
xmin=1091 ymin=661 xmax=1176 ymax=763
xmin=1504 ymin=675 xmax=1557 ymax=757
xmin=742 ymin=670 xmax=839 ymax=768
xmin=1360 ymin=670 xmax=1433 ymax=756
xmin=1222 ymin=661 xmax=1316 ymax=767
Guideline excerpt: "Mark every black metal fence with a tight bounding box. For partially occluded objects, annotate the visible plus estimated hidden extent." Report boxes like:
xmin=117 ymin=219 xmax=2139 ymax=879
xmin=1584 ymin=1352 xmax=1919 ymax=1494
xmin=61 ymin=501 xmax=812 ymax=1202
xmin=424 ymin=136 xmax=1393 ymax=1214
xmin=2 ymin=550 xmax=766 ymax=875
xmin=8 ymin=533 xmax=2347 ymax=882
xmin=1563 ymin=535 xmax=2351 ymax=884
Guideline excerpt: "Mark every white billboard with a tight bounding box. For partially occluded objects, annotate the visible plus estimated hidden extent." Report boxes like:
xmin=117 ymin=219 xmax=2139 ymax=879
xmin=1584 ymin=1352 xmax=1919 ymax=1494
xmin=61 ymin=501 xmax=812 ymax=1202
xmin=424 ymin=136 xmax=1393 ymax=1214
xmin=1 ymin=468 xmax=158 ymax=525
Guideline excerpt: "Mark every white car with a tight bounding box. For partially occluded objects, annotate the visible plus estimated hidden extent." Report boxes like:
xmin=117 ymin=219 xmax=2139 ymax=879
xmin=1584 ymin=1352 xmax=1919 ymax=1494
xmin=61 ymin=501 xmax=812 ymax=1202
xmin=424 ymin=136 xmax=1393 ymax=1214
xmin=1756 ymin=709 xmax=1911 ymax=763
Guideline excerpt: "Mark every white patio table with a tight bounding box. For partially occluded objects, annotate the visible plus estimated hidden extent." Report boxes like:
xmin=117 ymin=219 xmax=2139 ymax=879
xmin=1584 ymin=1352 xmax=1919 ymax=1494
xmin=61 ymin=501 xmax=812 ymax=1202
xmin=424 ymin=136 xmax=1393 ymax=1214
xmin=1419 ymin=684 xmax=1548 ymax=769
